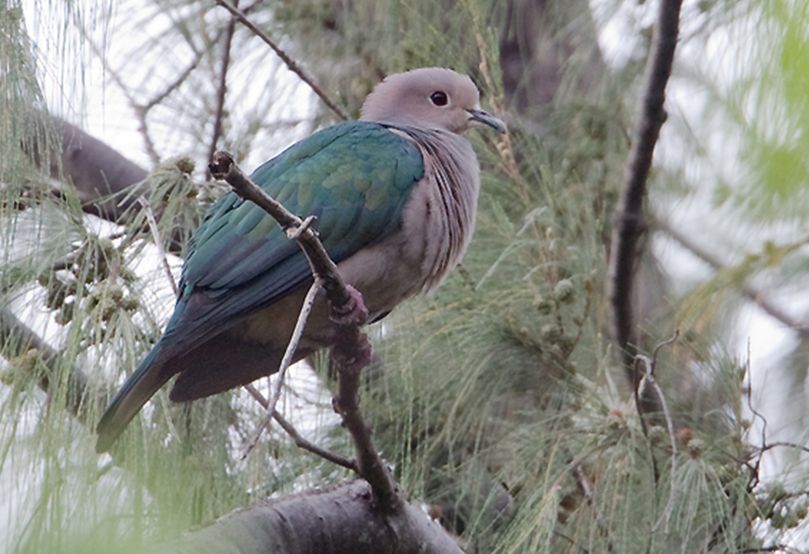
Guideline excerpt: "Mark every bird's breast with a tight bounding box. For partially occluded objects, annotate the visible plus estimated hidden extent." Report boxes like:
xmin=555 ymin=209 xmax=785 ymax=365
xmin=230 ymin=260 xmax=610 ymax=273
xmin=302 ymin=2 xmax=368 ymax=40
xmin=340 ymin=129 xmax=480 ymax=310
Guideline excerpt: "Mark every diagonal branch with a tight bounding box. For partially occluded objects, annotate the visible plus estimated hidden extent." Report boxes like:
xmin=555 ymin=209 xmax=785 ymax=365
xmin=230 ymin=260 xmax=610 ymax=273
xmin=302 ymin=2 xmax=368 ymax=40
xmin=0 ymin=308 xmax=96 ymax=421
xmin=243 ymin=384 xmax=357 ymax=471
xmin=138 ymin=196 xmax=179 ymax=298
xmin=214 ymin=0 xmax=349 ymax=121
xmin=654 ymin=218 xmax=809 ymax=340
xmin=209 ymin=151 xmax=400 ymax=512
xmin=608 ymin=0 xmax=683 ymax=381
xmin=240 ymin=279 xmax=321 ymax=459
xmin=79 ymin=29 xmax=161 ymax=166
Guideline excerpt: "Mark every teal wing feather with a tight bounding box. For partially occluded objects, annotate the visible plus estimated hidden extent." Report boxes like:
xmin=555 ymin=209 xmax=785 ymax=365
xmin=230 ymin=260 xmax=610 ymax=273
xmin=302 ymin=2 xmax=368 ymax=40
xmin=161 ymin=121 xmax=423 ymax=353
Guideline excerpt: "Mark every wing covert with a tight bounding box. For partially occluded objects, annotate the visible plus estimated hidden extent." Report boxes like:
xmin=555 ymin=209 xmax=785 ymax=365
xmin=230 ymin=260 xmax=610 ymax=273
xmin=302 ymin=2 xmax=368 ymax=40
xmin=168 ymin=121 xmax=423 ymax=347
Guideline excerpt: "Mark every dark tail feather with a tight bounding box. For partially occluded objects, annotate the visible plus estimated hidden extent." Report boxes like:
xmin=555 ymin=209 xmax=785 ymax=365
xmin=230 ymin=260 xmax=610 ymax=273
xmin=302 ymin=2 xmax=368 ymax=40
xmin=96 ymin=347 xmax=171 ymax=453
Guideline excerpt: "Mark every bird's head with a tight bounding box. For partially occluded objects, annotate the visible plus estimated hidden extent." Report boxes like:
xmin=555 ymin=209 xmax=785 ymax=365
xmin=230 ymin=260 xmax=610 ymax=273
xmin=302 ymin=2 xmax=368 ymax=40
xmin=360 ymin=67 xmax=506 ymax=135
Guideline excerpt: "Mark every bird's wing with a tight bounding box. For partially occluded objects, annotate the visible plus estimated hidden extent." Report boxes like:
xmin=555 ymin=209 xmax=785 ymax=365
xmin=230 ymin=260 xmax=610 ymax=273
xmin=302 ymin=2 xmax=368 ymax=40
xmin=162 ymin=121 xmax=423 ymax=351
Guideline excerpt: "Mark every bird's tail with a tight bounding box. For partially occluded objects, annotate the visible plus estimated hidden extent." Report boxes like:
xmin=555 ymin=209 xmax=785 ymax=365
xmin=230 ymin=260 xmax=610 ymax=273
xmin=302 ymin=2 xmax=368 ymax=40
xmin=95 ymin=346 xmax=170 ymax=453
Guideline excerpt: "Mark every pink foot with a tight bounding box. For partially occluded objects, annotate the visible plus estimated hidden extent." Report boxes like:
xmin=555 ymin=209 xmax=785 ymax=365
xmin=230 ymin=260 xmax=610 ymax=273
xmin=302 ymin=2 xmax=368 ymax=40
xmin=330 ymin=285 xmax=369 ymax=326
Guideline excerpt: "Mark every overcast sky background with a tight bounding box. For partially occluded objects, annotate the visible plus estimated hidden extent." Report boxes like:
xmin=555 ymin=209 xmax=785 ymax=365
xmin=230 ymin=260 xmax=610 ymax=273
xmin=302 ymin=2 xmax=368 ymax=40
xmin=5 ymin=0 xmax=808 ymax=547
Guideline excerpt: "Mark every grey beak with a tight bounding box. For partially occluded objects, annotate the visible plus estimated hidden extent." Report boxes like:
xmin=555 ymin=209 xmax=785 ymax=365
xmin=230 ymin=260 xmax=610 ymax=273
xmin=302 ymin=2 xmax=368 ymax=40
xmin=466 ymin=109 xmax=507 ymax=134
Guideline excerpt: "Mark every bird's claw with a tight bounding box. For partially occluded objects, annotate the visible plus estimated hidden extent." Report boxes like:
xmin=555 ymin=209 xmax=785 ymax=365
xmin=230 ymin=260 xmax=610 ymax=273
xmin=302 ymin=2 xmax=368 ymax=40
xmin=331 ymin=332 xmax=373 ymax=373
xmin=330 ymin=285 xmax=368 ymax=326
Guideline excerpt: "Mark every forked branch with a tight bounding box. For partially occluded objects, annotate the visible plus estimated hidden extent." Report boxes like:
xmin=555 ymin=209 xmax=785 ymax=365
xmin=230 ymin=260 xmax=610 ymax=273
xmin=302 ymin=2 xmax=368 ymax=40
xmin=215 ymin=0 xmax=349 ymax=120
xmin=209 ymin=151 xmax=401 ymax=512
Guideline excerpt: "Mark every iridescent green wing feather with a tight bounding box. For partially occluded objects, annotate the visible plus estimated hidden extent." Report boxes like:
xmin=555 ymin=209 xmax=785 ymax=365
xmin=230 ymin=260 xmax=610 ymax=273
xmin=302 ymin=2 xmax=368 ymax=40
xmin=162 ymin=121 xmax=423 ymax=351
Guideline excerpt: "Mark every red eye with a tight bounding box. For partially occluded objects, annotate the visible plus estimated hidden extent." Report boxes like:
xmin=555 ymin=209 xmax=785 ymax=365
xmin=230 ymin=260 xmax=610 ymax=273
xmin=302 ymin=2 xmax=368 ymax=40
xmin=430 ymin=91 xmax=448 ymax=106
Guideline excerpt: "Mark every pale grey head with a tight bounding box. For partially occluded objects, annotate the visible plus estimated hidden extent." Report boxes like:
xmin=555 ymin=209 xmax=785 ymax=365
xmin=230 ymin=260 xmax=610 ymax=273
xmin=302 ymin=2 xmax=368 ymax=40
xmin=360 ymin=67 xmax=506 ymax=135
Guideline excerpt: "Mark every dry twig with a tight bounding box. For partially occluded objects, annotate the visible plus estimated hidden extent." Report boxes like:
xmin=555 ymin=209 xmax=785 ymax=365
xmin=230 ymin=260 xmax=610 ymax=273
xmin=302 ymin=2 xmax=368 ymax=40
xmin=573 ymin=465 xmax=613 ymax=550
xmin=207 ymin=1 xmax=239 ymax=179
xmin=209 ymin=151 xmax=400 ymax=512
xmin=243 ymin=384 xmax=357 ymax=471
xmin=240 ymin=280 xmax=321 ymax=459
xmin=79 ymin=30 xmax=160 ymax=165
xmin=138 ymin=196 xmax=179 ymax=298
xmin=215 ymin=0 xmax=348 ymax=121
xmin=655 ymin=218 xmax=809 ymax=340
xmin=635 ymin=351 xmax=678 ymax=533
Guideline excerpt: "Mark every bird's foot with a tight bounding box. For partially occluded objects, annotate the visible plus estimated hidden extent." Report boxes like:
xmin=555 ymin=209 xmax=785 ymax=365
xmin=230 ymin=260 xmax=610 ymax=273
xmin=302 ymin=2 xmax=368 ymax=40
xmin=331 ymin=331 xmax=373 ymax=373
xmin=329 ymin=284 xmax=369 ymax=327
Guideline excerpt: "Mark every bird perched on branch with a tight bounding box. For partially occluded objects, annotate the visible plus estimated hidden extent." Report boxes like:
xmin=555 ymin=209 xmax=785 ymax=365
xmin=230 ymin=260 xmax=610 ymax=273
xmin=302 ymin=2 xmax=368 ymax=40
xmin=96 ymin=67 xmax=506 ymax=452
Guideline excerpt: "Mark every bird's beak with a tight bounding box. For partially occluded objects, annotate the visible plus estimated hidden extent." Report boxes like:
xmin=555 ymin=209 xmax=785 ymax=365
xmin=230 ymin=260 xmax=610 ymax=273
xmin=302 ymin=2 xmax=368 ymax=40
xmin=466 ymin=109 xmax=507 ymax=134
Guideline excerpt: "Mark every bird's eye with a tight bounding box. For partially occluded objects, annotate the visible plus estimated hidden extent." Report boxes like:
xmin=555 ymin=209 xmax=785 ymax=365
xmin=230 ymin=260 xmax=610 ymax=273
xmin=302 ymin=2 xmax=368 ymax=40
xmin=430 ymin=91 xmax=449 ymax=106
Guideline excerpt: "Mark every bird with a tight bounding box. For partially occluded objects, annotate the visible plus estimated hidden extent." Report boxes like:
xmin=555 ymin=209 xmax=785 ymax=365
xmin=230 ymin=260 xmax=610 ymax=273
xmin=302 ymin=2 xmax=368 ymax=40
xmin=95 ymin=67 xmax=506 ymax=453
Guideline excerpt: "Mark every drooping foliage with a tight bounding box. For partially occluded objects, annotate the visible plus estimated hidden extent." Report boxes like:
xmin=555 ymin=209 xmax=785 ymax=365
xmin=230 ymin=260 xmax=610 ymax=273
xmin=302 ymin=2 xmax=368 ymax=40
xmin=1 ymin=0 xmax=808 ymax=552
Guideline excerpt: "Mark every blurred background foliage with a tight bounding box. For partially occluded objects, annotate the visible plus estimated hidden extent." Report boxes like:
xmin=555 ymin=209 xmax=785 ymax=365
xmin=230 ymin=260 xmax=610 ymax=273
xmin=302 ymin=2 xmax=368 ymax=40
xmin=1 ymin=0 xmax=809 ymax=552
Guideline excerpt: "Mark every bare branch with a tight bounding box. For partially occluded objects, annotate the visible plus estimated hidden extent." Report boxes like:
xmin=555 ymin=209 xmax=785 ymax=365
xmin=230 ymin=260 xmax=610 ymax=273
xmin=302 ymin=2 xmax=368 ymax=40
xmin=143 ymin=57 xmax=200 ymax=112
xmin=0 ymin=308 xmax=96 ymax=421
xmin=79 ymin=29 xmax=160 ymax=165
xmin=744 ymin=343 xmax=767 ymax=491
xmin=138 ymin=196 xmax=179 ymax=298
xmin=241 ymin=280 xmax=321 ymax=459
xmin=206 ymin=3 xmax=239 ymax=179
xmin=214 ymin=0 xmax=349 ymax=121
xmin=209 ymin=151 xmax=400 ymax=512
xmin=756 ymin=441 xmax=809 ymax=457
xmin=640 ymin=366 xmax=678 ymax=533
xmin=608 ymin=0 xmax=683 ymax=374
xmin=631 ymin=333 xmax=679 ymax=528
xmin=208 ymin=152 xmax=351 ymax=302
xmin=654 ymin=219 xmax=809 ymax=340
xmin=740 ymin=546 xmax=797 ymax=554
xmin=573 ymin=465 xmax=613 ymax=549
xmin=651 ymin=329 xmax=679 ymax=371
xmin=243 ymin=384 xmax=357 ymax=471
xmin=164 ymin=480 xmax=463 ymax=554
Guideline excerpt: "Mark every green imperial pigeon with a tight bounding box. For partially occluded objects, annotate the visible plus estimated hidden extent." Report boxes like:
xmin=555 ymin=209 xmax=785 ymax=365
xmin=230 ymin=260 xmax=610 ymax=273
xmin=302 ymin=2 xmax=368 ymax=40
xmin=95 ymin=67 xmax=506 ymax=452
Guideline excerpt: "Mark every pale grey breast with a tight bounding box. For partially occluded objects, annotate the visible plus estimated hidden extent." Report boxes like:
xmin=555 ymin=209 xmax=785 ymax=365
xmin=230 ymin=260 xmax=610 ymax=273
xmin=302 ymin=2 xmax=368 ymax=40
xmin=396 ymin=126 xmax=480 ymax=293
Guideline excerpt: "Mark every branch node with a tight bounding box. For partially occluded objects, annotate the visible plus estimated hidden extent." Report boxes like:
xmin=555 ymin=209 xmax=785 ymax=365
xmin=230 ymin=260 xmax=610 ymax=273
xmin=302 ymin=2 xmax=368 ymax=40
xmin=329 ymin=284 xmax=369 ymax=326
xmin=208 ymin=151 xmax=235 ymax=179
xmin=212 ymin=153 xmax=401 ymax=512
xmin=285 ymin=215 xmax=318 ymax=240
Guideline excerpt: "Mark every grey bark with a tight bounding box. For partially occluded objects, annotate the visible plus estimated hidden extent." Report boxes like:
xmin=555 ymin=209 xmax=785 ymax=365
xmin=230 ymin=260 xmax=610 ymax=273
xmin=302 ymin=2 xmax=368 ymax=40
xmin=163 ymin=481 xmax=463 ymax=554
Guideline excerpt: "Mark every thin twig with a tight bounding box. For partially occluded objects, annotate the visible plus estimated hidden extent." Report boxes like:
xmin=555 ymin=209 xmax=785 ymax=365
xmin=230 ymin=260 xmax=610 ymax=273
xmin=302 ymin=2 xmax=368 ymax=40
xmin=745 ymin=340 xmax=767 ymax=491
xmin=243 ymin=384 xmax=357 ymax=471
xmin=143 ymin=54 xmax=202 ymax=112
xmin=138 ymin=196 xmax=179 ymax=298
xmin=208 ymin=152 xmax=347 ymax=297
xmin=655 ymin=218 xmax=809 ymax=340
xmin=240 ymin=280 xmax=321 ymax=459
xmin=705 ymin=343 xmax=766 ymax=553
xmin=608 ymin=0 xmax=683 ymax=375
xmin=651 ymin=329 xmax=679 ymax=371
xmin=214 ymin=0 xmax=348 ymax=121
xmin=573 ymin=465 xmax=613 ymax=551
xmin=740 ymin=546 xmax=796 ymax=554
xmin=207 ymin=1 xmax=238 ymax=179
xmin=633 ymin=332 xmax=679 ymax=533
xmin=641 ymin=367 xmax=678 ymax=533
xmin=756 ymin=441 xmax=809 ymax=457
xmin=77 ymin=28 xmax=160 ymax=165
